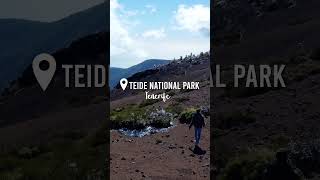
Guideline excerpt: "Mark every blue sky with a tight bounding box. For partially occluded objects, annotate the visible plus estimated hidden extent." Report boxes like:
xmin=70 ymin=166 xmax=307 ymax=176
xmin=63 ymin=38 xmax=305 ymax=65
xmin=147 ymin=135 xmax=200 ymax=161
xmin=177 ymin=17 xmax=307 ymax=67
xmin=111 ymin=0 xmax=210 ymax=68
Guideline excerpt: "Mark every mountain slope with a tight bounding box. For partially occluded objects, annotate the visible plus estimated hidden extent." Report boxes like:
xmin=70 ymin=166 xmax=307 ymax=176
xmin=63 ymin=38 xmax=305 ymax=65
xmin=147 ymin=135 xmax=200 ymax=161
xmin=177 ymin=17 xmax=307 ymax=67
xmin=0 ymin=31 xmax=108 ymax=178
xmin=212 ymin=1 xmax=320 ymax=179
xmin=213 ymin=0 xmax=320 ymax=63
xmin=110 ymin=59 xmax=170 ymax=88
xmin=0 ymin=2 xmax=108 ymax=90
xmin=110 ymin=52 xmax=210 ymax=179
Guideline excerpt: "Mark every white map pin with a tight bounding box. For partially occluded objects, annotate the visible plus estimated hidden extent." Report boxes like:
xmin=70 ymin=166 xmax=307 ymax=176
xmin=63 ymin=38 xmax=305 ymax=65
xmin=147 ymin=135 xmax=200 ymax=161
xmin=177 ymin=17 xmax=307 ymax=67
xmin=120 ymin=78 xmax=128 ymax=90
xmin=32 ymin=53 xmax=56 ymax=91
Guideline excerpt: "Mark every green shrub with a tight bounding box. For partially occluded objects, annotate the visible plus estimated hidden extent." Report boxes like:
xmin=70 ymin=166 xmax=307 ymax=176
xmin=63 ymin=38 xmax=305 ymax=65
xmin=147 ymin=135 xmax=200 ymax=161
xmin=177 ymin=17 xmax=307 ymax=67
xmin=218 ymin=149 xmax=275 ymax=180
xmin=148 ymin=110 xmax=173 ymax=128
xmin=179 ymin=108 xmax=196 ymax=124
xmin=111 ymin=106 xmax=173 ymax=129
xmin=110 ymin=105 xmax=147 ymax=129
xmin=270 ymin=135 xmax=290 ymax=150
xmin=166 ymin=103 xmax=184 ymax=115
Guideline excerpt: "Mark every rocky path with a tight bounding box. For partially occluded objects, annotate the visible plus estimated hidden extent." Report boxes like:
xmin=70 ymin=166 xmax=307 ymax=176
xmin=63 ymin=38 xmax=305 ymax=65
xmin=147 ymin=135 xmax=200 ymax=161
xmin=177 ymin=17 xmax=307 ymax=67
xmin=110 ymin=122 xmax=210 ymax=180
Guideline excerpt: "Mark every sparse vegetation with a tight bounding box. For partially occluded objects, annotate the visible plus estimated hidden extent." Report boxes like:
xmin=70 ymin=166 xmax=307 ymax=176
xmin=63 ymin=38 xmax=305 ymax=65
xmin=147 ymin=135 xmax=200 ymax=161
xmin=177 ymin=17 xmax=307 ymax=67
xmin=179 ymin=108 xmax=197 ymax=124
xmin=217 ymin=138 xmax=320 ymax=180
xmin=148 ymin=109 xmax=173 ymax=128
xmin=166 ymin=103 xmax=184 ymax=115
xmin=110 ymin=105 xmax=147 ymax=130
xmin=269 ymin=135 xmax=290 ymax=150
xmin=0 ymin=124 xmax=107 ymax=180
xmin=218 ymin=149 xmax=275 ymax=180
xmin=110 ymin=105 xmax=173 ymax=130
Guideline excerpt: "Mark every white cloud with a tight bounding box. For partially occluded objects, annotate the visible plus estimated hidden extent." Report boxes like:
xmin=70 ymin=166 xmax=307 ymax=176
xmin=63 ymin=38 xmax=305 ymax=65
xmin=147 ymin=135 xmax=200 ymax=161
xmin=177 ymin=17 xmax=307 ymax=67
xmin=174 ymin=4 xmax=210 ymax=33
xmin=110 ymin=0 xmax=148 ymax=58
xmin=142 ymin=28 xmax=166 ymax=39
xmin=145 ymin=4 xmax=157 ymax=14
xmin=110 ymin=1 xmax=209 ymax=68
xmin=110 ymin=0 xmax=120 ymax=10
xmin=124 ymin=10 xmax=139 ymax=17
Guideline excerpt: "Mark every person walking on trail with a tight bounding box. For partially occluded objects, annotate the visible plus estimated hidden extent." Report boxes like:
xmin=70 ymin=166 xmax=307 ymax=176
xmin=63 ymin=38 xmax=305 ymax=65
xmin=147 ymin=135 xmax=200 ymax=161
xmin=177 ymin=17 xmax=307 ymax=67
xmin=189 ymin=109 xmax=205 ymax=146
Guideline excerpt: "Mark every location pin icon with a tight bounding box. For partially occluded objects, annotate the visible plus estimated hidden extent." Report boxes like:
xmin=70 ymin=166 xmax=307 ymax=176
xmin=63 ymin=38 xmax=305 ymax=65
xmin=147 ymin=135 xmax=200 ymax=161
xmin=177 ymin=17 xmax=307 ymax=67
xmin=120 ymin=78 xmax=128 ymax=90
xmin=32 ymin=53 xmax=56 ymax=91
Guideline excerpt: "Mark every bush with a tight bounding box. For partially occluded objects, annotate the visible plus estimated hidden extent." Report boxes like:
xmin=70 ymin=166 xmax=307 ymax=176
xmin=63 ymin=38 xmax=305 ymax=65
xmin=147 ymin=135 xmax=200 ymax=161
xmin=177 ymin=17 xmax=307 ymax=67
xmin=179 ymin=108 xmax=196 ymax=124
xmin=218 ymin=149 xmax=275 ymax=180
xmin=270 ymin=135 xmax=290 ymax=150
xmin=148 ymin=109 xmax=173 ymax=128
xmin=110 ymin=105 xmax=147 ymax=130
xmin=111 ymin=106 xmax=173 ymax=129
xmin=166 ymin=103 xmax=184 ymax=115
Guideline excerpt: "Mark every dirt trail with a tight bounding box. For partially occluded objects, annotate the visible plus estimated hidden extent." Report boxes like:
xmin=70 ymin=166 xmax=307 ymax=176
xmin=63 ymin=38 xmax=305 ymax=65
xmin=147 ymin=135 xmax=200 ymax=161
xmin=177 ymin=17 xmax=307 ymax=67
xmin=110 ymin=121 xmax=210 ymax=180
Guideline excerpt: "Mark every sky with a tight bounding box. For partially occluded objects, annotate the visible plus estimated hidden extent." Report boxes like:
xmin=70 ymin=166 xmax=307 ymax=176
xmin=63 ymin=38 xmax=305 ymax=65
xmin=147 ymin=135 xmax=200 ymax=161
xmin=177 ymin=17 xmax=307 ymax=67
xmin=0 ymin=0 xmax=104 ymax=22
xmin=111 ymin=0 xmax=210 ymax=68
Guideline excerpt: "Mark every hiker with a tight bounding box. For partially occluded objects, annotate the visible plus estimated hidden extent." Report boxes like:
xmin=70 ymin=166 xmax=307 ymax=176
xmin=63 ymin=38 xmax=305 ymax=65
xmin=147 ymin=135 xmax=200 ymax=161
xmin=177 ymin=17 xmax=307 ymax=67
xmin=189 ymin=109 xmax=205 ymax=146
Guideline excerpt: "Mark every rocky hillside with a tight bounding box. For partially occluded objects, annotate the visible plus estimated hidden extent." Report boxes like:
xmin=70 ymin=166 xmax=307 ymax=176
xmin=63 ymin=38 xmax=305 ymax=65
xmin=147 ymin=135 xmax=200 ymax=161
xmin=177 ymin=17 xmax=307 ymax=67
xmin=212 ymin=0 xmax=320 ymax=179
xmin=110 ymin=52 xmax=211 ymax=179
xmin=111 ymin=52 xmax=210 ymax=101
xmin=0 ymin=32 xmax=108 ymax=179
xmin=0 ymin=31 xmax=108 ymax=127
xmin=213 ymin=0 xmax=320 ymax=55
xmin=0 ymin=2 xmax=108 ymax=90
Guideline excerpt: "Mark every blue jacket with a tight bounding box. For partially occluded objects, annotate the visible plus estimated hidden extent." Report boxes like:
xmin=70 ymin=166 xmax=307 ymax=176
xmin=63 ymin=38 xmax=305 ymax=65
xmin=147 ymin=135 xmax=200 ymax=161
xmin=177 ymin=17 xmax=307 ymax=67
xmin=189 ymin=112 xmax=205 ymax=128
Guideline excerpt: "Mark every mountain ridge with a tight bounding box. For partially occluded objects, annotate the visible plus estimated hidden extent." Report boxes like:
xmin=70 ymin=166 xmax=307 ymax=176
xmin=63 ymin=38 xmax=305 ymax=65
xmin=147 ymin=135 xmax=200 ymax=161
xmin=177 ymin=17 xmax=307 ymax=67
xmin=110 ymin=59 xmax=170 ymax=88
xmin=0 ymin=2 xmax=108 ymax=90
